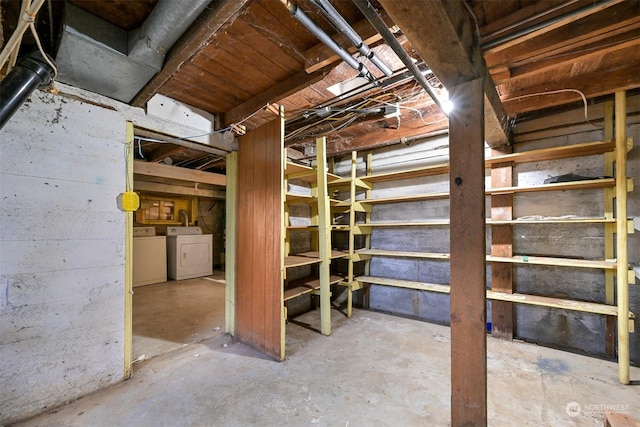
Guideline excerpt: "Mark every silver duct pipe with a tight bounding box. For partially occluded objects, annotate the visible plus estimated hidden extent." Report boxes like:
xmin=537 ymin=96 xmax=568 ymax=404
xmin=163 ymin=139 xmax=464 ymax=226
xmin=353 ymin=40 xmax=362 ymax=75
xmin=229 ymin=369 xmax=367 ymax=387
xmin=352 ymin=0 xmax=447 ymax=116
xmin=129 ymin=0 xmax=212 ymax=71
xmin=312 ymin=0 xmax=393 ymax=77
xmin=281 ymin=0 xmax=376 ymax=82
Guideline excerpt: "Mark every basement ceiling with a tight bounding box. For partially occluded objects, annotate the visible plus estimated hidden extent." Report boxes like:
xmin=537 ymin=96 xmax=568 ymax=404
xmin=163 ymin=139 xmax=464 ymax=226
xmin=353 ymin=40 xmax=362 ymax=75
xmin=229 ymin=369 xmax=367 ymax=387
xmin=2 ymin=0 xmax=639 ymax=171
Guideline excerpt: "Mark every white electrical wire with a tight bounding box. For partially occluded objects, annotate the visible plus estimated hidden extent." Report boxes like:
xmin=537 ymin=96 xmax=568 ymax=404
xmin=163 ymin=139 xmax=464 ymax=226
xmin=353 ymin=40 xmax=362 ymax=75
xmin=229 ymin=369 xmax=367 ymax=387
xmin=508 ymin=88 xmax=603 ymax=128
xmin=24 ymin=10 xmax=58 ymax=79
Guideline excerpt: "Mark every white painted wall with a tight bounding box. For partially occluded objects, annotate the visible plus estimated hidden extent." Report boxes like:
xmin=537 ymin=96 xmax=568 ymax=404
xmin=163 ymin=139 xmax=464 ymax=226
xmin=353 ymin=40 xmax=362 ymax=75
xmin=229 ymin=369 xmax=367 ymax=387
xmin=0 ymin=91 xmax=126 ymax=424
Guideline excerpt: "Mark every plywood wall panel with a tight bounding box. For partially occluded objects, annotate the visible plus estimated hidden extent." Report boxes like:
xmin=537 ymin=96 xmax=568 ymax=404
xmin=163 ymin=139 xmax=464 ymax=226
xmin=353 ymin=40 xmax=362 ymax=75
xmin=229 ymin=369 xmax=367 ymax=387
xmin=235 ymin=117 xmax=284 ymax=360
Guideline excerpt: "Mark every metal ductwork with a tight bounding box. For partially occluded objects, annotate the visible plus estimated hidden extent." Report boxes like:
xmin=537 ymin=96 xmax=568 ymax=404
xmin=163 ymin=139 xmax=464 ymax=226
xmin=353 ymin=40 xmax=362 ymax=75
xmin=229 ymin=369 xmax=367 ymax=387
xmin=352 ymin=0 xmax=448 ymax=116
xmin=312 ymin=0 xmax=393 ymax=77
xmin=56 ymin=0 xmax=211 ymax=103
xmin=0 ymin=50 xmax=56 ymax=130
xmin=281 ymin=0 xmax=376 ymax=83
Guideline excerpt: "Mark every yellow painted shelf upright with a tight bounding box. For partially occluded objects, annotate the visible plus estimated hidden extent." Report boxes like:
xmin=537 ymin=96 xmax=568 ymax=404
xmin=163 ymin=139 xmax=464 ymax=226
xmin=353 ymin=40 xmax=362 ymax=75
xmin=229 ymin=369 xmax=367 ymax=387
xmin=282 ymin=137 xmax=342 ymax=339
xmin=330 ymin=92 xmax=635 ymax=383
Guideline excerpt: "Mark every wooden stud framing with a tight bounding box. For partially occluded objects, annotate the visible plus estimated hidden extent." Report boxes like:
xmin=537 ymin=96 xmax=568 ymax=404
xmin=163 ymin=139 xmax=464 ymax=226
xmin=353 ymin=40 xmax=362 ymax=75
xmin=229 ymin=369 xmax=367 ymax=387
xmin=225 ymin=151 xmax=238 ymax=335
xmin=316 ymin=137 xmax=332 ymax=336
xmin=615 ymin=91 xmax=629 ymax=384
xmin=603 ymin=100 xmax=616 ymax=358
xmin=449 ymin=77 xmax=487 ymax=425
xmin=490 ymin=149 xmax=514 ymax=340
xmin=347 ymin=151 xmax=358 ymax=318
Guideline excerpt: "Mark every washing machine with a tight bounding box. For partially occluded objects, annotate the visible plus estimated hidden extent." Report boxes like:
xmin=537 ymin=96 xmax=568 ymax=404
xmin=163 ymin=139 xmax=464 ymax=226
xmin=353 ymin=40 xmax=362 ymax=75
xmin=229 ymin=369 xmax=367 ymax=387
xmin=133 ymin=226 xmax=167 ymax=287
xmin=166 ymin=226 xmax=213 ymax=280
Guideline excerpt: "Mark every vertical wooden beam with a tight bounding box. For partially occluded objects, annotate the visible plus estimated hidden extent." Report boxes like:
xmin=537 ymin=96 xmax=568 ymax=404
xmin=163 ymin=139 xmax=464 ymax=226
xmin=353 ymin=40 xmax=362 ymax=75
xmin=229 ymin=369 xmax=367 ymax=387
xmin=449 ymin=77 xmax=487 ymax=426
xmin=615 ymin=91 xmax=629 ymax=384
xmin=603 ymin=100 xmax=616 ymax=358
xmin=347 ymin=151 xmax=358 ymax=317
xmin=490 ymin=150 xmax=513 ymax=340
xmin=363 ymin=151 xmax=373 ymax=308
xmin=124 ymin=121 xmax=134 ymax=380
xmin=225 ymin=151 xmax=238 ymax=335
xmin=316 ymin=137 xmax=332 ymax=336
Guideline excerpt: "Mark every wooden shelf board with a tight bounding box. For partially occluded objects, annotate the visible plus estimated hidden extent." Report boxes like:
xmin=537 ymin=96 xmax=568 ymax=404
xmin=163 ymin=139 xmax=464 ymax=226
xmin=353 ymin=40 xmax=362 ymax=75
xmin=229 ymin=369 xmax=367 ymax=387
xmin=284 ymin=255 xmax=321 ymax=268
xmin=354 ymin=141 xmax=615 ymax=185
xmin=283 ymin=274 xmax=343 ymax=301
xmin=285 ymin=162 xmax=316 ymax=182
xmin=486 ymin=140 xmax=615 ymax=166
xmin=487 ymin=178 xmax=615 ymax=195
xmin=286 ymin=193 xmax=315 ymax=203
xmin=360 ymin=192 xmax=450 ymax=205
xmin=357 ymin=276 xmax=625 ymax=316
xmin=364 ymin=163 xmax=450 ymax=183
xmin=295 ymin=250 xmax=349 ymax=259
xmin=331 ymin=225 xmax=350 ymax=231
xmin=357 ymin=218 xmax=614 ymax=227
xmin=358 ymin=249 xmax=618 ymax=270
xmin=287 ymin=225 xmax=318 ymax=230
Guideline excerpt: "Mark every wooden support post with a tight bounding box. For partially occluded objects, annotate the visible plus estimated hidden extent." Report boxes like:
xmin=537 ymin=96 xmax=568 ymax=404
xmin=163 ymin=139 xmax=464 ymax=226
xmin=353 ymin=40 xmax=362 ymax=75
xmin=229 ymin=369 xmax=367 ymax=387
xmin=363 ymin=152 xmax=373 ymax=308
xmin=603 ymin=100 xmax=616 ymax=358
xmin=124 ymin=122 xmax=134 ymax=380
xmin=449 ymin=78 xmax=487 ymax=426
xmin=347 ymin=151 xmax=358 ymax=317
xmin=225 ymin=151 xmax=238 ymax=335
xmin=316 ymin=137 xmax=332 ymax=336
xmin=615 ymin=91 xmax=629 ymax=384
xmin=490 ymin=148 xmax=513 ymax=340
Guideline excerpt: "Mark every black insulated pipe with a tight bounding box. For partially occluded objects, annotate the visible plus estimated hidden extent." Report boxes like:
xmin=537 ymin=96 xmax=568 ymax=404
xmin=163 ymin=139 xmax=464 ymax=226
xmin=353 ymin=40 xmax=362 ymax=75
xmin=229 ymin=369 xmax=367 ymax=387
xmin=0 ymin=50 xmax=55 ymax=130
xmin=312 ymin=0 xmax=393 ymax=77
xmin=352 ymin=0 xmax=448 ymax=116
xmin=281 ymin=0 xmax=376 ymax=83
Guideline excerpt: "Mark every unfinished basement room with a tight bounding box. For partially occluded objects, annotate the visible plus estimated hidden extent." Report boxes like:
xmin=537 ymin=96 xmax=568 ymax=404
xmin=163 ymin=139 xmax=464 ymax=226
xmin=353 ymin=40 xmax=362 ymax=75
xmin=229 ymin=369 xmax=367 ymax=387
xmin=1 ymin=0 xmax=639 ymax=425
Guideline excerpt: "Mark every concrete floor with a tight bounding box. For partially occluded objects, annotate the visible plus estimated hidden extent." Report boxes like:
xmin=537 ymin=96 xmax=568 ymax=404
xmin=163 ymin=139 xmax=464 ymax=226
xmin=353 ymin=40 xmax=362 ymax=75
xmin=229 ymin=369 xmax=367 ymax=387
xmin=132 ymin=272 xmax=226 ymax=361
xmin=16 ymin=281 xmax=640 ymax=426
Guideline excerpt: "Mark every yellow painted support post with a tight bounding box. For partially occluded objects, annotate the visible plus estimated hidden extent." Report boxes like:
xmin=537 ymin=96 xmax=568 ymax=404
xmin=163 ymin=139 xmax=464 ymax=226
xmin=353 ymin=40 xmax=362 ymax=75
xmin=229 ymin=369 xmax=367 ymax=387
xmin=603 ymin=100 xmax=616 ymax=358
xmin=347 ymin=151 xmax=357 ymax=317
xmin=124 ymin=122 xmax=134 ymax=379
xmin=225 ymin=151 xmax=238 ymax=335
xmin=316 ymin=137 xmax=332 ymax=335
xmin=615 ymin=91 xmax=629 ymax=384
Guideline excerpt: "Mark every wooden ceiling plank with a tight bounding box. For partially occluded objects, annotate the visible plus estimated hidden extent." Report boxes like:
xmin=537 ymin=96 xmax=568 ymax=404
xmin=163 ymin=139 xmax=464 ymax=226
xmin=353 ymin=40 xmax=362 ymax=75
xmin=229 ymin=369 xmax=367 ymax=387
xmin=134 ymin=160 xmax=226 ymax=186
xmin=148 ymin=145 xmax=191 ymax=163
xmin=484 ymin=0 xmax=634 ymax=62
xmin=501 ymin=63 xmax=640 ymax=115
xmin=378 ymin=0 xmax=511 ymax=147
xmin=222 ymin=69 xmax=326 ymax=126
xmin=131 ymin=0 xmax=253 ymax=107
xmin=492 ymin=32 xmax=640 ymax=84
xmin=479 ymin=0 xmax=592 ymax=42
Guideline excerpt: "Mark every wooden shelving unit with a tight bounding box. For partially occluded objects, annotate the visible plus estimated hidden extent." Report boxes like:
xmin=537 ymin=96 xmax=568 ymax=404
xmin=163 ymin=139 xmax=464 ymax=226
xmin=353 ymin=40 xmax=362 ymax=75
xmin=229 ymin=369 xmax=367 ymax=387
xmin=282 ymin=137 xmax=336 ymax=343
xmin=329 ymin=101 xmax=635 ymax=381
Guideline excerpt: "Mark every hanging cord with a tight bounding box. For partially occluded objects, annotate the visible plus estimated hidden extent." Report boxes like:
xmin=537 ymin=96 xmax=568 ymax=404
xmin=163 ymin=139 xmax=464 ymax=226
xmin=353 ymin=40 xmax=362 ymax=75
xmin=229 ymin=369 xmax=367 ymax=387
xmin=28 ymin=17 xmax=58 ymax=80
xmin=508 ymin=89 xmax=603 ymax=128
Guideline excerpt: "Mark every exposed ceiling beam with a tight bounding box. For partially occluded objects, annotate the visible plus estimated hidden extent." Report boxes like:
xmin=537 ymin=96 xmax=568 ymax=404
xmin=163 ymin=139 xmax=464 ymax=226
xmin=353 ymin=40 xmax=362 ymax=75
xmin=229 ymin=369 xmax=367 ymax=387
xmin=134 ymin=160 xmax=226 ymax=186
xmin=490 ymin=35 xmax=640 ymax=85
xmin=378 ymin=0 xmax=512 ymax=148
xmin=501 ymin=64 xmax=640 ymax=115
xmin=131 ymin=0 xmax=253 ymax=108
xmin=222 ymin=69 xmax=326 ymax=127
xmin=148 ymin=145 xmax=192 ymax=163
xmin=134 ymin=181 xmax=226 ymax=199
xmin=484 ymin=0 xmax=639 ymax=65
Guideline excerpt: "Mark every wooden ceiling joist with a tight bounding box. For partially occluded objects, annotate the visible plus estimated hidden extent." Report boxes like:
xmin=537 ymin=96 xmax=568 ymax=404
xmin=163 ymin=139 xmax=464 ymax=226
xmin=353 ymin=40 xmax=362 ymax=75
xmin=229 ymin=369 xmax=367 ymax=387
xmin=378 ymin=0 xmax=512 ymax=148
xmin=131 ymin=0 xmax=253 ymax=108
xmin=134 ymin=160 xmax=226 ymax=186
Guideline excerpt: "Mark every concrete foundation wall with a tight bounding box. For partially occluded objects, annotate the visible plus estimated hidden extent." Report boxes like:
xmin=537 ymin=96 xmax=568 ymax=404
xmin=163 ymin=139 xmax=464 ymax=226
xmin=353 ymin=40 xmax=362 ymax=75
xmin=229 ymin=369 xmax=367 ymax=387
xmin=336 ymin=96 xmax=640 ymax=364
xmin=0 ymin=92 xmax=126 ymax=424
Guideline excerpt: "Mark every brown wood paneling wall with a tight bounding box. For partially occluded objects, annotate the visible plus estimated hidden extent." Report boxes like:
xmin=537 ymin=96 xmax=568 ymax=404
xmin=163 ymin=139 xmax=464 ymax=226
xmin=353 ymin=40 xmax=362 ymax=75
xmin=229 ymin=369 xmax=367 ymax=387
xmin=235 ymin=116 xmax=283 ymax=360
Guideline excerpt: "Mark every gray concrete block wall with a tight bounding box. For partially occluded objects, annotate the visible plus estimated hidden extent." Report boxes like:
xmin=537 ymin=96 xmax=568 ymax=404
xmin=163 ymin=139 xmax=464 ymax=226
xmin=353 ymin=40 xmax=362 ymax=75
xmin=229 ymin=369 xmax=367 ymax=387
xmin=334 ymin=96 xmax=640 ymax=365
xmin=0 ymin=92 xmax=126 ymax=424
